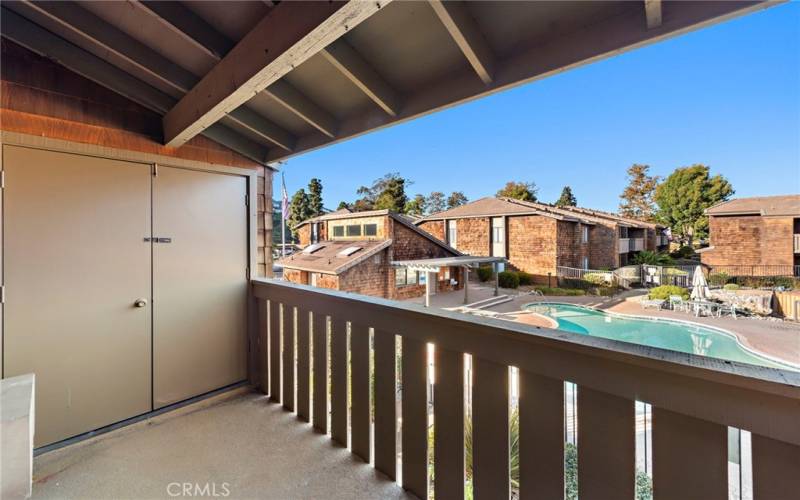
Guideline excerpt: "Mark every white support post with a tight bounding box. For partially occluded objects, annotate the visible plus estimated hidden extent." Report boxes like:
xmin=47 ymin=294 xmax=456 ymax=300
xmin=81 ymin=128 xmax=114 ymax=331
xmin=493 ymin=262 xmax=499 ymax=296
xmin=425 ymin=271 xmax=432 ymax=308
xmin=463 ymin=266 xmax=469 ymax=304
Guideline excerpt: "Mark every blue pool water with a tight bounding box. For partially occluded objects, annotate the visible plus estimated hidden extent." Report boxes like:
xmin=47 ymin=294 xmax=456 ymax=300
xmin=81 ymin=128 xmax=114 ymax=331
xmin=524 ymin=303 xmax=798 ymax=371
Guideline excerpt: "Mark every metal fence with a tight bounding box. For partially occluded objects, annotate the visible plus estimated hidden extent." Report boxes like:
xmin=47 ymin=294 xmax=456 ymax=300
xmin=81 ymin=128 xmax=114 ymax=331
xmin=705 ymin=264 xmax=800 ymax=278
xmin=556 ymin=266 xmax=641 ymax=289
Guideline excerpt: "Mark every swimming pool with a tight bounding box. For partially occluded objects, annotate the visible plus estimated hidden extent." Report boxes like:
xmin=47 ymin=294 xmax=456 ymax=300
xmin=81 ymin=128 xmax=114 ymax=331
xmin=524 ymin=303 xmax=799 ymax=371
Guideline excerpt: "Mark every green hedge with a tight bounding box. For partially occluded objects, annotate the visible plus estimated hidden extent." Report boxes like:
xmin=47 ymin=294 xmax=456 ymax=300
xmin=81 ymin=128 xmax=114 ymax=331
xmin=517 ymin=272 xmax=534 ymax=286
xmin=723 ymin=283 xmax=740 ymax=291
xmin=534 ymin=286 xmax=586 ymax=296
xmin=476 ymin=266 xmax=493 ymax=282
xmin=648 ymin=285 xmax=689 ymax=300
xmin=498 ymin=271 xmax=520 ymax=289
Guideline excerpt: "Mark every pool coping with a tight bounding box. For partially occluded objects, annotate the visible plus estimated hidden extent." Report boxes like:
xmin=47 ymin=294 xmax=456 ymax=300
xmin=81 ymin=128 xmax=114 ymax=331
xmin=522 ymin=301 xmax=800 ymax=372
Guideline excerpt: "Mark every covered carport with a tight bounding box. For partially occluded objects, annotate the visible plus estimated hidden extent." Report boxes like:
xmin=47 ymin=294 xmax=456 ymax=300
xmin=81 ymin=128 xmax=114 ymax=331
xmin=392 ymin=256 xmax=506 ymax=307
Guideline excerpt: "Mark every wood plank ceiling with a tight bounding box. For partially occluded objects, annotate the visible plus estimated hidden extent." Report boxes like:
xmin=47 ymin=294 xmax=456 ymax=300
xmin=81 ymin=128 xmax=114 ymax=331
xmin=1 ymin=0 xmax=778 ymax=166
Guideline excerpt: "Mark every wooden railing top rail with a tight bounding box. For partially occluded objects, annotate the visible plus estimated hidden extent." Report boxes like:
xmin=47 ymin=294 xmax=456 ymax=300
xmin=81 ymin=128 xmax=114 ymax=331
xmin=252 ymin=278 xmax=800 ymax=446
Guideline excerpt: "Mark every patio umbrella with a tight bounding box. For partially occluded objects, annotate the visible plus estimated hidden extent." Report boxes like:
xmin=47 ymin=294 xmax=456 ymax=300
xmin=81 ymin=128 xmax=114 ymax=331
xmin=690 ymin=265 xmax=710 ymax=300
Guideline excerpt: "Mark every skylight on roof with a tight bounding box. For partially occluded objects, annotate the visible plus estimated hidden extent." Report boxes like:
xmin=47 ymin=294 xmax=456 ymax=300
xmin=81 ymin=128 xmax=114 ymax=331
xmin=338 ymin=246 xmax=362 ymax=257
xmin=303 ymin=243 xmax=324 ymax=254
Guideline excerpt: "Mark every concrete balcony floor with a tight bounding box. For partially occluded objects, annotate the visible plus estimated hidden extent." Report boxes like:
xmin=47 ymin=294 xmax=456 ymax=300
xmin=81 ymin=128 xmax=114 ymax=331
xmin=33 ymin=389 xmax=411 ymax=499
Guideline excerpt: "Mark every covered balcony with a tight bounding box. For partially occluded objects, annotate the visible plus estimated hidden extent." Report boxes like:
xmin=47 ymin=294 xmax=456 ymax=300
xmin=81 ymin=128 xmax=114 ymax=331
xmin=1 ymin=1 xmax=798 ymax=499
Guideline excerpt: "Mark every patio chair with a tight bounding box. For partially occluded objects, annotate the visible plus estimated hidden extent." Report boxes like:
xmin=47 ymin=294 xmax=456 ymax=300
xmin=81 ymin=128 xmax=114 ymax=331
xmin=641 ymin=299 xmax=665 ymax=310
xmin=669 ymin=295 xmax=688 ymax=312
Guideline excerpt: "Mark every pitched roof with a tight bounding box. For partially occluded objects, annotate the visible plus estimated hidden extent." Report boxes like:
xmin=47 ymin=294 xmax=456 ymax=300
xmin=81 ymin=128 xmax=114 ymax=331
xmin=705 ymin=195 xmax=800 ymax=217
xmin=418 ymin=197 xmax=591 ymax=223
xmin=276 ymin=240 xmax=393 ymax=275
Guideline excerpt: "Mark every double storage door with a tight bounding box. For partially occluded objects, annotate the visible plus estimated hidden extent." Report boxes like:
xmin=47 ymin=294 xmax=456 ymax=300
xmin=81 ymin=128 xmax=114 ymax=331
xmin=2 ymin=146 xmax=248 ymax=447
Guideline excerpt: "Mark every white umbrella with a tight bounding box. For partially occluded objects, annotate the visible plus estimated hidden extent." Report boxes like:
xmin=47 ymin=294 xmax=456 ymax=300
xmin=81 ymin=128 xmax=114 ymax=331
xmin=690 ymin=265 xmax=710 ymax=300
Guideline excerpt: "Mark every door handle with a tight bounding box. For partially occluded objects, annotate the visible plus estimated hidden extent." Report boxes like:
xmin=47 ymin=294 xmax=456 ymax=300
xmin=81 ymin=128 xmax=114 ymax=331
xmin=134 ymin=298 xmax=148 ymax=308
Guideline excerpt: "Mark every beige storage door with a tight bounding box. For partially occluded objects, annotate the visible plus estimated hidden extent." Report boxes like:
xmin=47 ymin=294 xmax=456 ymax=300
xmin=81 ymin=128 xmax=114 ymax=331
xmin=3 ymin=146 xmax=152 ymax=447
xmin=153 ymin=166 xmax=247 ymax=408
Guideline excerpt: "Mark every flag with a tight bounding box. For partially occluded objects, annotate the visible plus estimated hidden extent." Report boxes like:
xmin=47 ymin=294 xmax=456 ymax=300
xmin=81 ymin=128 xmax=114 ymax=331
xmin=281 ymin=173 xmax=290 ymax=221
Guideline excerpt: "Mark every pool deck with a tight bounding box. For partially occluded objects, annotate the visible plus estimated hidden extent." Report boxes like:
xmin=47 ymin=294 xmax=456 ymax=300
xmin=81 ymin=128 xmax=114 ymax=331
xmin=403 ymin=285 xmax=800 ymax=366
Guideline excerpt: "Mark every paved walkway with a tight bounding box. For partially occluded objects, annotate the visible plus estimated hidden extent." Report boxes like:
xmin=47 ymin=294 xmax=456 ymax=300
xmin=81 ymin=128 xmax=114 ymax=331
xmin=32 ymin=390 xmax=410 ymax=500
xmin=405 ymin=286 xmax=800 ymax=366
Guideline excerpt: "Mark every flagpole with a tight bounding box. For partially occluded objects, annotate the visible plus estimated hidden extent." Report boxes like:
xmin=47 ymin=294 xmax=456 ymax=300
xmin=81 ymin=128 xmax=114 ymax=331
xmin=281 ymin=209 xmax=287 ymax=258
xmin=281 ymin=172 xmax=287 ymax=258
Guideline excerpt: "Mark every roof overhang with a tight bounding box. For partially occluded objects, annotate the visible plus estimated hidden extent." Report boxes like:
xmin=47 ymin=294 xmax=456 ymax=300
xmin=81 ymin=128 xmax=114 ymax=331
xmin=1 ymin=1 xmax=780 ymax=165
xmin=392 ymin=255 xmax=505 ymax=273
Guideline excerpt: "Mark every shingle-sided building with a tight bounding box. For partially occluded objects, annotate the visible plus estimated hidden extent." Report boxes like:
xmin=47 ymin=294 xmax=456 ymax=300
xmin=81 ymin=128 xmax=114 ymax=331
xmin=279 ymin=210 xmax=462 ymax=300
xmin=417 ymin=197 xmax=667 ymax=282
xmin=700 ymin=194 xmax=800 ymax=274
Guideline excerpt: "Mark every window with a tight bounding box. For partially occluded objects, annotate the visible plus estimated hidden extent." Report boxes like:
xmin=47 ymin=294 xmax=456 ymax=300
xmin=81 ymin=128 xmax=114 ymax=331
xmin=582 ymin=256 xmax=589 ymax=270
xmin=311 ymin=223 xmax=319 ymax=244
xmin=447 ymin=220 xmax=457 ymax=248
xmin=395 ymin=268 xmax=418 ymax=287
xmin=581 ymin=225 xmax=589 ymax=244
xmin=492 ymin=226 xmax=504 ymax=243
xmin=303 ymin=243 xmax=324 ymax=254
xmin=338 ymin=246 xmax=362 ymax=257
xmin=364 ymin=223 xmax=378 ymax=236
xmin=332 ymin=226 xmax=344 ymax=237
xmin=346 ymin=225 xmax=362 ymax=237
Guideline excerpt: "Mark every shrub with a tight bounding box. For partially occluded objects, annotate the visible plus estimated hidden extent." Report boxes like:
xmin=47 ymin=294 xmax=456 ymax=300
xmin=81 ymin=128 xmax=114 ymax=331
xmin=723 ymin=283 xmax=740 ymax=291
xmin=595 ymin=286 xmax=623 ymax=297
xmin=560 ymin=278 xmax=593 ymax=290
xmin=517 ymin=271 xmax=534 ymax=286
xmin=708 ymin=272 xmax=730 ymax=286
xmin=534 ymin=286 xmax=586 ymax=296
xmin=583 ymin=272 xmax=610 ymax=285
xmin=498 ymin=271 xmax=520 ymax=289
xmin=476 ymin=266 xmax=493 ymax=282
xmin=662 ymin=267 xmax=688 ymax=276
xmin=648 ymin=285 xmax=689 ymax=300
xmin=670 ymin=245 xmax=696 ymax=259
xmin=632 ymin=250 xmax=674 ymax=266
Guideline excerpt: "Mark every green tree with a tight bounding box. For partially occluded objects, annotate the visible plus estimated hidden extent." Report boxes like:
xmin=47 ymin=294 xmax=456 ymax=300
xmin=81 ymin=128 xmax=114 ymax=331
xmin=404 ymin=194 xmax=427 ymax=216
xmin=426 ymin=191 xmax=446 ymax=214
xmin=336 ymin=200 xmax=350 ymax=210
xmin=555 ymin=186 xmax=577 ymax=207
xmin=496 ymin=181 xmax=538 ymax=201
xmin=288 ymin=188 xmax=312 ymax=238
xmin=619 ymin=164 xmax=660 ymax=221
xmin=655 ymin=164 xmax=734 ymax=244
xmin=307 ymin=178 xmax=324 ymax=217
xmin=447 ymin=191 xmax=468 ymax=209
xmin=352 ymin=173 xmax=411 ymax=212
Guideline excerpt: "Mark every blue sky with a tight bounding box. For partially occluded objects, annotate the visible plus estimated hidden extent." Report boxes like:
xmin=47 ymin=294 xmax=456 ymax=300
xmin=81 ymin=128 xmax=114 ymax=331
xmin=281 ymin=3 xmax=799 ymax=212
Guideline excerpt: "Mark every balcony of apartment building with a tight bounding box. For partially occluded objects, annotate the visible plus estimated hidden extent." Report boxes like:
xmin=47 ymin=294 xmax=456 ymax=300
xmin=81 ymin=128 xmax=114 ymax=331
xmin=794 ymin=218 xmax=800 ymax=254
xmin=2 ymin=1 xmax=798 ymax=500
xmin=618 ymin=227 xmax=645 ymax=255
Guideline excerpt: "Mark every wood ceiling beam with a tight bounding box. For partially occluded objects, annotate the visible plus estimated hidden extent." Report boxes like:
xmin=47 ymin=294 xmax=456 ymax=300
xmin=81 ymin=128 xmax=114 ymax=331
xmin=320 ymin=40 xmax=401 ymax=116
xmin=12 ymin=0 xmax=295 ymax=152
xmin=266 ymin=0 xmax=773 ymax=162
xmin=0 ymin=7 xmax=271 ymax=165
xmin=645 ymin=0 xmax=663 ymax=30
xmin=134 ymin=0 xmax=338 ymax=139
xmin=429 ymin=0 xmax=495 ymax=85
xmin=162 ymin=1 xmax=386 ymax=148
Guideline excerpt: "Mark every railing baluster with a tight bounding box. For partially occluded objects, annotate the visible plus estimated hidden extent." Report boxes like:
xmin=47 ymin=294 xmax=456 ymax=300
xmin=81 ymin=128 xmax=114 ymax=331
xmin=577 ymin=387 xmax=635 ymax=500
xmin=402 ymin=336 xmax=428 ymax=499
xmin=752 ymin=433 xmax=800 ymax=499
xmin=519 ymin=371 xmax=564 ymax=500
xmin=350 ymin=322 xmax=370 ymax=462
xmin=283 ymin=306 xmax=295 ymax=412
xmin=269 ymin=300 xmax=280 ymax=403
xmin=256 ymin=300 xmax=269 ymax=392
xmin=434 ymin=347 xmax=464 ymax=500
xmin=653 ymin=407 xmax=727 ymax=499
xmin=330 ymin=318 xmax=348 ymax=446
xmin=373 ymin=329 xmax=396 ymax=480
xmin=312 ymin=312 xmax=327 ymax=433
xmin=296 ymin=308 xmax=310 ymax=422
xmin=473 ymin=357 xmax=509 ymax=500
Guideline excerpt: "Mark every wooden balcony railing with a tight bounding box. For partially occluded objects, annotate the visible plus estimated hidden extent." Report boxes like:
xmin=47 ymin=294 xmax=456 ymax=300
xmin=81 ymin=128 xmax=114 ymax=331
xmin=251 ymin=278 xmax=800 ymax=499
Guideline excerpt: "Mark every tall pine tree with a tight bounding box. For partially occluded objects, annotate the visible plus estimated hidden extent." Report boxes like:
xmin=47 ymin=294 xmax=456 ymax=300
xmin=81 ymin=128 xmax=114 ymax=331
xmin=288 ymin=188 xmax=312 ymax=239
xmin=619 ymin=164 xmax=659 ymax=221
xmin=555 ymin=186 xmax=577 ymax=207
xmin=307 ymin=178 xmax=324 ymax=217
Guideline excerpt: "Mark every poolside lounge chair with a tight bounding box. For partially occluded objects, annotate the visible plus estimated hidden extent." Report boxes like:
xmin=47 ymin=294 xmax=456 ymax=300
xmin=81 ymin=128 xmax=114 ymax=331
xmin=641 ymin=299 xmax=665 ymax=310
xmin=669 ymin=295 xmax=688 ymax=312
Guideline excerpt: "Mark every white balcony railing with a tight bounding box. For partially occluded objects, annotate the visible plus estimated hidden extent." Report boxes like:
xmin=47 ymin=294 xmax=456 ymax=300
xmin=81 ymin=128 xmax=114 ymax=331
xmin=794 ymin=234 xmax=800 ymax=253
xmin=632 ymin=237 xmax=644 ymax=251
xmin=252 ymin=278 xmax=800 ymax=499
xmin=618 ymin=238 xmax=630 ymax=253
